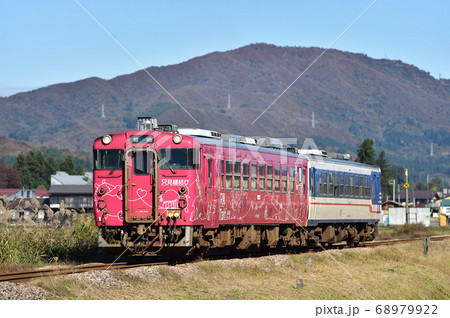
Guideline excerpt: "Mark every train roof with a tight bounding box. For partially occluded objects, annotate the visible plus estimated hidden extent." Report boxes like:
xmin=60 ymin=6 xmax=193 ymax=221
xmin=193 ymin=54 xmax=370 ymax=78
xmin=306 ymin=155 xmax=380 ymax=171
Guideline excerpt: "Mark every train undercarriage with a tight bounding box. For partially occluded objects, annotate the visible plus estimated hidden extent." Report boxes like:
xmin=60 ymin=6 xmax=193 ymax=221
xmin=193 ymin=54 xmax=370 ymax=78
xmin=98 ymin=222 xmax=378 ymax=256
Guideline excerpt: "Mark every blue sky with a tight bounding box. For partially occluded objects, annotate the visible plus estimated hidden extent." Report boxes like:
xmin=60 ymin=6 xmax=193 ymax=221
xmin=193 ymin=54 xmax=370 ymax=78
xmin=0 ymin=0 xmax=449 ymax=96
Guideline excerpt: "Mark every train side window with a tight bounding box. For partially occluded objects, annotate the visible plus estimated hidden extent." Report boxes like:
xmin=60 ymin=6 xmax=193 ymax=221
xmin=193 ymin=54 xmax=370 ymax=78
xmin=243 ymin=163 xmax=249 ymax=191
xmin=274 ymin=166 xmax=280 ymax=193
xmin=282 ymin=167 xmax=287 ymax=193
xmin=328 ymin=172 xmax=334 ymax=197
xmin=259 ymin=164 xmax=266 ymax=192
xmin=251 ymin=163 xmax=258 ymax=191
xmin=345 ymin=174 xmax=349 ymax=197
xmin=267 ymin=165 xmax=273 ymax=192
xmin=360 ymin=176 xmax=364 ymax=197
xmin=234 ymin=161 xmax=241 ymax=190
xmin=365 ymin=176 xmax=370 ymax=198
xmin=221 ymin=160 xmax=224 ymax=190
xmin=319 ymin=172 xmax=323 ymax=196
xmin=333 ymin=172 xmax=339 ymax=197
xmin=226 ymin=160 xmax=233 ymax=190
xmin=207 ymin=159 xmax=212 ymax=188
xmin=290 ymin=167 xmax=295 ymax=194
xmin=350 ymin=175 xmax=354 ymax=197
xmin=302 ymin=168 xmax=306 ymax=194
xmin=322 ymin=171 xmax=328 ymax=196
xmin=310 ymin=169 xmax=315 ymax=196
xmin=354 ymin=175 xmax=359 ymax=198
xmin=339 ymin=173 xmax=344 ymax=197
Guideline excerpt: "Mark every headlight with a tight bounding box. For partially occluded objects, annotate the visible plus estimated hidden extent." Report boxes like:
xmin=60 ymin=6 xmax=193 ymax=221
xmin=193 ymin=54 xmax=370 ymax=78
xmin=173 ymin=134 xmax=182 ymax=144
xmin=174 ymin=212 xmax=180 ymax=218
xmin=102 ymin=135 xmax=112 ymax=145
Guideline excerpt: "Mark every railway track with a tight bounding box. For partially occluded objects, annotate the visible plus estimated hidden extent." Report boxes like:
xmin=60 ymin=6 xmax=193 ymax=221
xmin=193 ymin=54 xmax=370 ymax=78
xmin=1 ymin=234 xmax=449 ymax=284
xmin=0 ymin=261 xmax=171 ymax=283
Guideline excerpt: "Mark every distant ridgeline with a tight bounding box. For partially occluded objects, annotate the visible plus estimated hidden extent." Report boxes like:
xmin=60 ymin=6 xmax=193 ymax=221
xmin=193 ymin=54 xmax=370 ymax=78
xmin=0 ymin=43 xmax=449 ymax=184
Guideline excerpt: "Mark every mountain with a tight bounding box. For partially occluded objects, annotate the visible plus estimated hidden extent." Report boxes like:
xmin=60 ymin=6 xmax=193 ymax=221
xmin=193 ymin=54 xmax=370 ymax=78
xmin=0 ymin=43 xmax=449 ymax=181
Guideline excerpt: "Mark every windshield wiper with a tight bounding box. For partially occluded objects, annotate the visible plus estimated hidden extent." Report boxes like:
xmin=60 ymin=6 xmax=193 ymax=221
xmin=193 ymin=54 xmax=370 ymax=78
xmin=158 ymin=154 xmax=176 ymax=174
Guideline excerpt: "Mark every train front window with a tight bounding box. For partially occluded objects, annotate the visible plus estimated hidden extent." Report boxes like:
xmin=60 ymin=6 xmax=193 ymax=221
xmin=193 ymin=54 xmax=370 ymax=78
xmin=134 ymin=151 xmax=154 ymax=175
xmin=159 ymin=148 xmax=199 ymax=170
xmin=94 ymin=149 xmax=124 ymax=170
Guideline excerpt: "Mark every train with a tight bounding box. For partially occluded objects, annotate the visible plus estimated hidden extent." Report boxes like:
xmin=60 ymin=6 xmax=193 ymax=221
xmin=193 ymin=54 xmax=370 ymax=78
xmin=93 ymin=117 xmax=381 ymax=256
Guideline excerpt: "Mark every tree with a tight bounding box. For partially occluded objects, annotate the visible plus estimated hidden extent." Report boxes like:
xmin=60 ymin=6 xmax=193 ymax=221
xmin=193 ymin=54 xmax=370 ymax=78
xmin=14 ymin=153 xmax=30 ymax=188
xmin=414 ymin=181 xmax=427 ymax=191
xmin=0 ymin=164 xmax=21 ymax=188
xmin=430 ymin=175 xmax=444 ymax=191
xmin=376 ymin=150 xmax=391 ymax=199
xmin=356 ymin=139 xmax=376 ymax=165
xmin=59 ymin=155 xmax=77 ymax=175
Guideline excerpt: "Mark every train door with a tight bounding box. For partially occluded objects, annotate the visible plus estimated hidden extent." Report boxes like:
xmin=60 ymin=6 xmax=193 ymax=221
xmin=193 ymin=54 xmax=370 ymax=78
xmin=125 ymin=148 xmax=157 ymax=222
xmin=371 ymin=171 xmax=381 ymax=212
xmin=203 ymin=154 xmax=216 ymax=225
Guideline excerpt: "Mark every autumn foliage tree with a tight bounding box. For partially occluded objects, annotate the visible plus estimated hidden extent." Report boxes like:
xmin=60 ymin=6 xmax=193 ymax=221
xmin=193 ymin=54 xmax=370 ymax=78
xmin=0 ymin=163 xmax=21 ymax=188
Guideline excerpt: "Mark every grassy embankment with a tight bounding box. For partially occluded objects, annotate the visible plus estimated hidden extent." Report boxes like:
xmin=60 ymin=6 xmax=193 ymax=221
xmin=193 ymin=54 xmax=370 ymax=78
xmin=37 ymin=227 xmax=449 ymax=300
xmin=0 ymin=215 xmax=97 ymax=272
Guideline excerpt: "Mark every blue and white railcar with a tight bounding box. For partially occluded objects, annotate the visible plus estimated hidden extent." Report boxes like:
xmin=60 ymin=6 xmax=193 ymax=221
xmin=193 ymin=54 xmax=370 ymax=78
xmin=306 ymin=154 xmax=381 ymax=228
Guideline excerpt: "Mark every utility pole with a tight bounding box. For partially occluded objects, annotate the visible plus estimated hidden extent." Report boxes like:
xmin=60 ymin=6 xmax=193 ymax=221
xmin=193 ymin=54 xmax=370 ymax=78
xmin=405 ymin=169 xmax=409 ymax=224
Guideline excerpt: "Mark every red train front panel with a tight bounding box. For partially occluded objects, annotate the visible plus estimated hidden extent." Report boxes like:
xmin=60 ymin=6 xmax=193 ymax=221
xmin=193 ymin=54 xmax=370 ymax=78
xmin=93 ymin=131 xmax=200 ymax=228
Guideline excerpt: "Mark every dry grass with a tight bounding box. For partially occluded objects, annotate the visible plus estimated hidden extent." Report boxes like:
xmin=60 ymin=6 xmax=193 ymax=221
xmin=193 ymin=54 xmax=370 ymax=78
xmin=36 ymin=240 xmax=450 ymax=300
xmin=377 ymin=223 xmax=450 ymax=240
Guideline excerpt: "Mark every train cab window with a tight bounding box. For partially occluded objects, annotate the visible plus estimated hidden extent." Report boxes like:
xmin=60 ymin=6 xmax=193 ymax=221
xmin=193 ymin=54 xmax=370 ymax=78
xmin=95 ymin=149 xmax=124 ymax=170
xmin=159 ymin=148 xmax=199 ymax=170
xmin=226 ymin=160 xmax=233 ymax=190
xmin=282 ymin=167 xmax=287 ymax=193
xmin=243 ymin=163 xmax=249 ymax=191
xmin=310 ymin=170 xmax=315 ymax=196
xmin=259 ymin=164 xmax=266 ymax=192
xmin=267 ymin=165 xmax=273 ymax=192
xmin=339 ymin=174 xmax=344 ymax=197
xmin=291 ymin=167 xmax=296 ymax=194
xmin=274 ymin=166 xmax=280 ymax=193
xmin=234 ymin=161 xmax=241 ymax=190
xmin=221 ymin=160 xmax=224 ymax=190
xmin=251 ymin=163 xmax=258 ymax=191
xmin=133 ymin=151 xmax=154 ymax=175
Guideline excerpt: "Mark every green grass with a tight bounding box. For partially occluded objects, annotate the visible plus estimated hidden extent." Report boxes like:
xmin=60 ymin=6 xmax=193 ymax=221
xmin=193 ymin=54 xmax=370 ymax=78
xmin=0 ymin=215 xmax=97 ymax=271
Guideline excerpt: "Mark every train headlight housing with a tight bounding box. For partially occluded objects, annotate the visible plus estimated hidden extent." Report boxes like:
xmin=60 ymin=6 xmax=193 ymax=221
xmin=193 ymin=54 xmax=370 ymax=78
xmin=102 ymin=135 xmax=112 ymax=145
xmin=167 ymin=211 xmax=174 ymax=218
xmin=172 ymin=134 xmax=182 ymax=144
